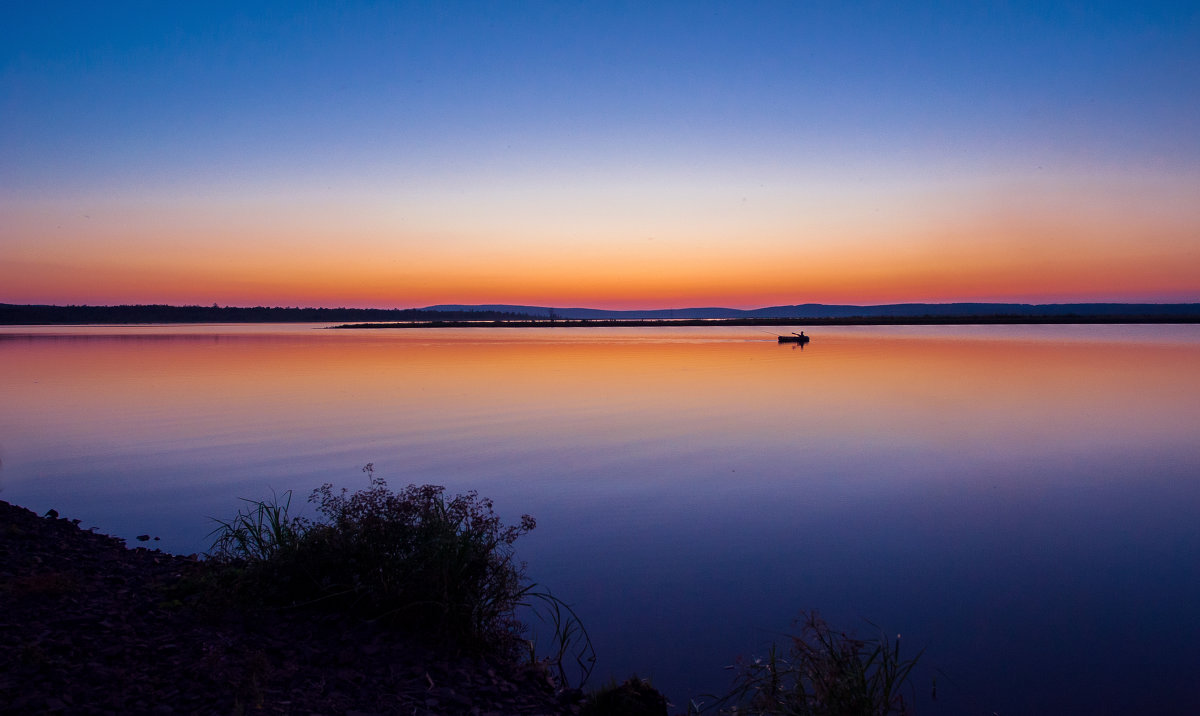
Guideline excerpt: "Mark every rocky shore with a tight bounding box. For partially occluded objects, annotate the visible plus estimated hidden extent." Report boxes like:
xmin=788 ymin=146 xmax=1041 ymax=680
xmin=0 ymin=500 xmax=572 ymax=715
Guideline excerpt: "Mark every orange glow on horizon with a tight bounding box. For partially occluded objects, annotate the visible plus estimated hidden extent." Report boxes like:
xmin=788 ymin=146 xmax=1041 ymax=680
xmin=6 ymin=233 xmax=1196 ymax=310
xmin=4 ymin=170 xmax=1198 ymax=309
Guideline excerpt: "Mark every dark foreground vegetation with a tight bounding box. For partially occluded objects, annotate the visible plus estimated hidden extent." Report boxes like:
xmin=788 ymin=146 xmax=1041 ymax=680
xmin=2 ymin=468 xmax=922 ymax=715
xmin=207 ymin=466 xmax=542 ymax=653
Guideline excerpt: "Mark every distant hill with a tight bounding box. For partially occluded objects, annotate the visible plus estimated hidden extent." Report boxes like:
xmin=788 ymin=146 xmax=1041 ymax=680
xmin=424 ymin=302 xmax=1200 ymax=320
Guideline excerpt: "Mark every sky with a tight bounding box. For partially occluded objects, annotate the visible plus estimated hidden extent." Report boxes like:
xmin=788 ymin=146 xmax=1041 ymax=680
xmin=2 ymin=1 xmax=1199 ymax=310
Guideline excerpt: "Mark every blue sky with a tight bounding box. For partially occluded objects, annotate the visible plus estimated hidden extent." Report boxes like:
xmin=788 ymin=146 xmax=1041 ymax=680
xmin=3 ymin=1 xmax=1199 ymax=308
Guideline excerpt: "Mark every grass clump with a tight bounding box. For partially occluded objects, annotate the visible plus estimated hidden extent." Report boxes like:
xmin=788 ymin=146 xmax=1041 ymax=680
xmin=699 ymin=611 xmax=922 ymax=716
xmin=524 ymin=588 xmax=597 ymax=689
xmin=209 ymin=488 xmax=302 ymax=562
xmin=208 ymin=464 xmax=536 ymax=652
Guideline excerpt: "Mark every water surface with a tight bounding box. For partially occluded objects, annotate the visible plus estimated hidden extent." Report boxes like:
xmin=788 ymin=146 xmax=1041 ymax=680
xmin=2 ymin=323 xmax=1198 ymax=713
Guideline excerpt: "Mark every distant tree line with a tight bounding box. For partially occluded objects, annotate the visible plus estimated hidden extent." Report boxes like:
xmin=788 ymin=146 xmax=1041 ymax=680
xmin=0 ymin=303 xmax=538 ymax=325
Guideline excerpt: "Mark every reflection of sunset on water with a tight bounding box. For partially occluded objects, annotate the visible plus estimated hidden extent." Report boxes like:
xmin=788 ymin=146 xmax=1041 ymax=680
xmin=5 ymin=326 xmax=1197 ymax=491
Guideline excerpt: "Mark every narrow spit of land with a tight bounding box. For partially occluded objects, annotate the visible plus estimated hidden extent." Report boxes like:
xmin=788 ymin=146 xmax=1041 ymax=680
xmin=329 ymin=314 xmax=1200 ymax=329
xmin=0 ymin=500 xmax=572 ymax=715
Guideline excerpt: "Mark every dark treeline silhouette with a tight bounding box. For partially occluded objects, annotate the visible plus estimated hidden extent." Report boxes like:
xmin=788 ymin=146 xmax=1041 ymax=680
xmin=0 ymin=303 xmax=537 ymax=325
xmin=4 ymin=302 xmax=1199 ymax=326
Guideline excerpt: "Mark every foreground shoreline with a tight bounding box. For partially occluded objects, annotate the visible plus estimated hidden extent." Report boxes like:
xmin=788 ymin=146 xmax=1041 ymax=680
xmin=0 ymin=499 xmax=579 ymax=715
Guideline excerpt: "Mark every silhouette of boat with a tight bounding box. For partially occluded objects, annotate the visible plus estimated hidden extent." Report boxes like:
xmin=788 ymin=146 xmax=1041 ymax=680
xmin=778 ymin=332 xmax=810 ymax=344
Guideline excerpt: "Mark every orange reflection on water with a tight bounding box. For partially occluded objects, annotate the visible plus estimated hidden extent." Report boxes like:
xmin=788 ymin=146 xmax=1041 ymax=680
xmin=3 ymin=326 xmax=1197 ymax=491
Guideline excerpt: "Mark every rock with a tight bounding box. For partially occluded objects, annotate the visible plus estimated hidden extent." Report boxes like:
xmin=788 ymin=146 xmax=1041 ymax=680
xmin=579 ymin=676 xmax=668 ymax=716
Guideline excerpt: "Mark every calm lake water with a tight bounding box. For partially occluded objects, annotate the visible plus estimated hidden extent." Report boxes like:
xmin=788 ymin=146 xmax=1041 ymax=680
xmin=3 ymin=323 xmax=1199 ymax=713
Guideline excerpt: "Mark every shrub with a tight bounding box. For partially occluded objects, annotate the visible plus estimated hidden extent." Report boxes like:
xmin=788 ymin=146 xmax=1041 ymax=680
xmin=208 ymin=464 xmax=536 ymax=651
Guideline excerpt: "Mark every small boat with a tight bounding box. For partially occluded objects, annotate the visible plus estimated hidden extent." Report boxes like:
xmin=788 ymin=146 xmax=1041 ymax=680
xmin=778 ymin=332 xmax=810 ymax=344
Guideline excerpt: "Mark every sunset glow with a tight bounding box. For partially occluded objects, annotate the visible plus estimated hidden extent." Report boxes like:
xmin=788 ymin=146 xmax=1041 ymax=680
xmin=3 ymin=3 xmax=1198 ymax=309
